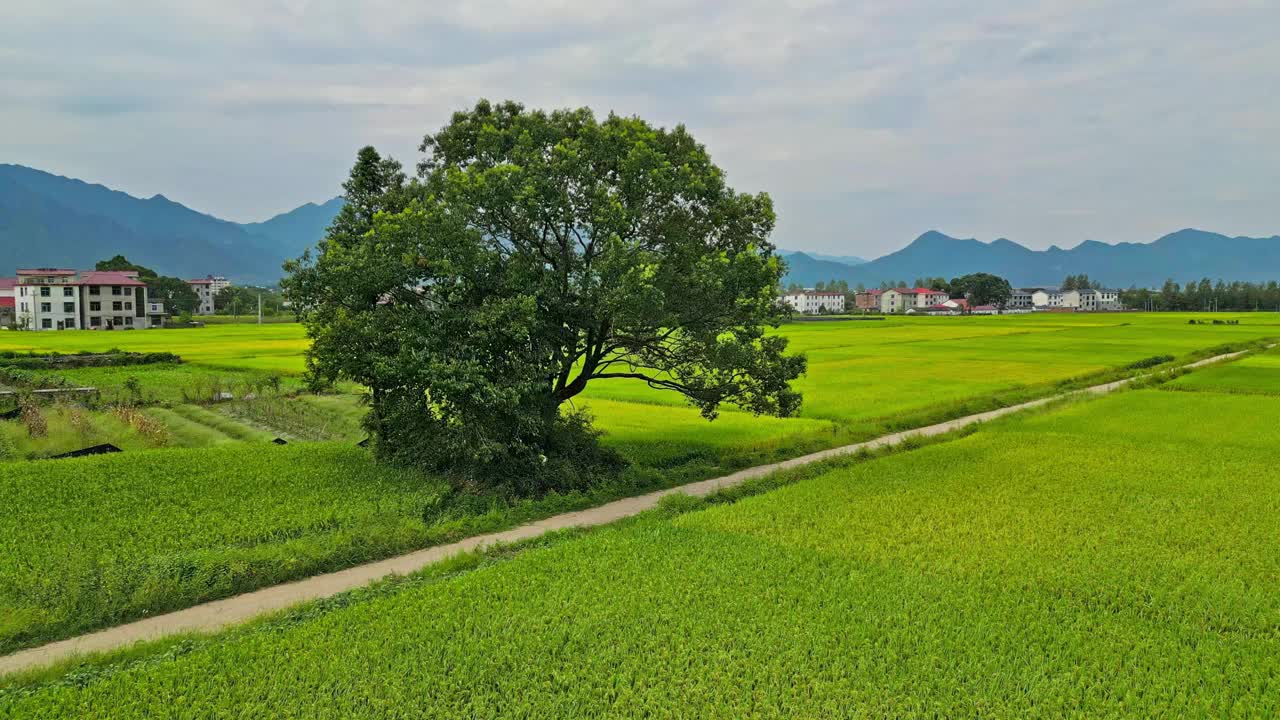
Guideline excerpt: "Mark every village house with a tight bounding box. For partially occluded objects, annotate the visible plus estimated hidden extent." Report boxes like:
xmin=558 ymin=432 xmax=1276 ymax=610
xmin=187 ymin=275 xmax=231 ymax=315
xmin=1008 ymin=289 xmax=1036 ymax=309
xmin=1032 ymin=289 xmax=1064 ymax=308
xmin=853 ymin=288 xmax=882 ymax=311
xmin=881 ymin=287 xmax=950 ymax=314
xmin=1062 ymin=288 xmax=1122 ymax=311
xmin=0 ymin=277 xmax=15 ymax=327
xmin=11 ymin=268 xmax=161 ymax=331
xmin=782 ymin=289 xmax=846 ymax=314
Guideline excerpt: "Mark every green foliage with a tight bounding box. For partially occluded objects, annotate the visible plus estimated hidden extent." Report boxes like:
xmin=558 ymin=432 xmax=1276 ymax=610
xmin=287 ymin=102 xmax=806 ymax=491
xmin=143 ymin=276 xmax=200 ymax=316
xmin=949 ymin=271 xmax=1014 ymax=307
xmin=1124 ymin=354 xmax=1175 ymax=369
xmin=94 ymin=255 xmax=157 ymax=279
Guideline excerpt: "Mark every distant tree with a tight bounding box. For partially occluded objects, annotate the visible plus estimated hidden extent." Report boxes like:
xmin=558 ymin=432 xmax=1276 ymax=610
xmin=950 ymin=272 xmax=1013 ymax=308
xmin=284 ymin=102 xmax=807 ymax=493
xmin=926 ymin=277 xmax=950 ymax=294
xmin=814 ymin=281 xmax=826 ymax=291
xmin=95 ymin=255 xmax=157 ymax=279
xmin=854 ymin=282 xmax=866 ymax=293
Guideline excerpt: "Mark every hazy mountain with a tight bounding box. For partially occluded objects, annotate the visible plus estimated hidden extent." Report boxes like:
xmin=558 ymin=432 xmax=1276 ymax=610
xmin=0 ymin=164 xmax=342 ymax=284
xmin=241 ymin=197 xmax=343 ymax=260
xmin=6 ymin=164 xmax=1276 ymax=290
xmin=782 ymin=229 xmax=1280 ymax=288
xmin=779 ymin=249 xmax=867 ymax=266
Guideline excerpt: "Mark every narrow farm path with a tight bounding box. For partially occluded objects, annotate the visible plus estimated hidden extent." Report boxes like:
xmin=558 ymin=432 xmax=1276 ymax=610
xmin=0 ymin=348 xmax=1255 ymax=676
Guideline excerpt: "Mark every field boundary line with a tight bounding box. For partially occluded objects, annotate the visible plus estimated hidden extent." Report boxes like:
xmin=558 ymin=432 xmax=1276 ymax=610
xmin=0 ymin=347 xmax=1254 ymax=676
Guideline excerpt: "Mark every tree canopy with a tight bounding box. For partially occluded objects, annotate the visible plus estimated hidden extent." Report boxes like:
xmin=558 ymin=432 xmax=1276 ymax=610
xmin=950 ymin=272 xmax=1013 ymax=308
xmin=95 ymin=255 xmax=158 ymax=279
xmin=285 ymin=101 xmax=806 ymax=492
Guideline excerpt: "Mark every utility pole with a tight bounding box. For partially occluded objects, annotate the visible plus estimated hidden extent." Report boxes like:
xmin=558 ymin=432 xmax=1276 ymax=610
xmin=257 ymin=293 xmax=263 ymax=325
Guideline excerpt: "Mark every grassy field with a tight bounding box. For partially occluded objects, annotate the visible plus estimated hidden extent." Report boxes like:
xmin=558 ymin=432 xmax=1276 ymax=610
xmin=4 ymin=372 xmax=1277 ymax=715
xmin=0 ymin=314 xmax=1275 ymax=650
xmin=1165 ymin=344 xmax=1280 ymax=395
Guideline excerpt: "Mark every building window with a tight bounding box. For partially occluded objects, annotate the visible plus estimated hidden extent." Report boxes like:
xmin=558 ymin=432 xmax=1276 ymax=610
xmin=40 ymin=286 xmax=50 ymax=297
xmin=63 ymin=287 xmax=74 ymax=297
xmin=124 ymin=316 xmax=133 ymax=326
xmin=20 ymin=302 xmax=28 ymax=312
xmin=90 ymin=301 xmax=100 ymax=311
xmin=112 ymin=301 xmax=122 ymax=311
xmin=40 ymin=302 xmax=51 ymax=312
xmin=90 ymin=316 xmax=101 ymax=327
xmin=63 ymin=302 xmax=75 ymax=313
xmin=124 ymin=302 xmax=132 ymax=311
xmin=89 ymin=286 xmax=100 ymax=295
xmin=122 ymin=287 xmax=132 ymax=296
xmin=112 ymin=286 xmax=121 ymax=295
xmin=65 ymin=317 xmax=75 ymax=328
xmin=41 ymin=318 xmax=52 ymax=329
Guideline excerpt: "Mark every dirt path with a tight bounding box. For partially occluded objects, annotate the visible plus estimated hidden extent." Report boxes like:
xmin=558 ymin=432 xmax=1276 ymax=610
xmin=0 ymin=348 xmax=1253 ymax=676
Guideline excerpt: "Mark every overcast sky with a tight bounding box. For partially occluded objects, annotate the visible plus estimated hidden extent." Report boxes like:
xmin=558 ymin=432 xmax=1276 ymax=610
xmin=3 ymin=1 xmax=1277 ymax=258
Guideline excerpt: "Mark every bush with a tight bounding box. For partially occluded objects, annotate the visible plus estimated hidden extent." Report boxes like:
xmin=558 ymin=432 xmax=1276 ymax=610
xmin=1125 ymin=354 xmax=1175 ymax=370
xmin=369 ymin=394 xmax=626 ymax=496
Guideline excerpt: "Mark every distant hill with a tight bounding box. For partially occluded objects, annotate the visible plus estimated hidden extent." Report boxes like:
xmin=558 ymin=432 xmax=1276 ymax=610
xmin=240 ymin=197 xmax=344 ymax=260
xmin=782 ymin=229 xmax=1280 ymax=288
xmin=779 ymin=249 xmax=866 ymax=266
xmin=0 ymin=164 xmax=342 ymax=284
xmin=7 ymin=164 xmax=1277 ymax=289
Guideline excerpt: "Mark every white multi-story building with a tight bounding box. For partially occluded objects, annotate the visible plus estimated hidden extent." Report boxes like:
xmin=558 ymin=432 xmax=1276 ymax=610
xmin=12 ymin=268 xmax=160 ymax=331
xmin=15 ymin=268 xmax=81 ymax=330
xmin=782 ymin=290 xmax=846 ymax=314
xmin=187 ymin=275 xmax=229 ymax=315
xmin=1032 ymin=289 xmax=1064 ymax=308
xmin=1009 ymin=289 xmax=1036 ymax=309
xmin=1062 ymin=288 xmax=1122 ymax=311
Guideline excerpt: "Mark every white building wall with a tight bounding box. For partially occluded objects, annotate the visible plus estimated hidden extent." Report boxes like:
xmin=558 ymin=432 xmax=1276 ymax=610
xmin=15 ymin=280 xmax=80 ymax=330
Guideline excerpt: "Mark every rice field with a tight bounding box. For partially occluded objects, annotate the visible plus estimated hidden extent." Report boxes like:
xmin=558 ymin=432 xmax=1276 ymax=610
xmin=4 ymin=378 xmax=1276 ymax=716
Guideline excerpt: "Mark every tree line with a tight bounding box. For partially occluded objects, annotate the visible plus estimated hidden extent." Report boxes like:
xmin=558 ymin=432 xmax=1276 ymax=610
xmin=1121 ymin=279 xmax=1280 ymax=312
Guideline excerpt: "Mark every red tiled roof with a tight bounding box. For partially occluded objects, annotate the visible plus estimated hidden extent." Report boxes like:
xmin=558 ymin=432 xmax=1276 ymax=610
xmin=0 ymin=278 xmax=16 ymax=291
xmin=75 ymin=271 xmax=146 ymax=287
xmin=0 ymin=297 xmax=14 ymax=308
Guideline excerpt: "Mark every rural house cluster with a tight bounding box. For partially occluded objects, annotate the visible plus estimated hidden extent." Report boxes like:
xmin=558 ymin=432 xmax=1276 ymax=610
xmin=0 ymin=269 xmax=231 ymax=331
xmin=783 ymin=285 xmax=1124 ymax=316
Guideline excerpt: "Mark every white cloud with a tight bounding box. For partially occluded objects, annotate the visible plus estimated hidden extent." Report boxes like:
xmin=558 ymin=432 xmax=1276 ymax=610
xmin=1 ymin=0 xmax=1277 ymax=254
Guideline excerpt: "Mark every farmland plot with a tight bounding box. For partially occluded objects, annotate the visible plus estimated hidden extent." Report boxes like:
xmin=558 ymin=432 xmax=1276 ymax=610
xmin=3 ymin=386 xmax=1278 ymax=717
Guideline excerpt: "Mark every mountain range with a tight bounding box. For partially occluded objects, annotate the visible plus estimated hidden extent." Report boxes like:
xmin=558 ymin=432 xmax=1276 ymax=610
xmin=784 ymin=229 xmax=1280 ymax=288
xmin=0 ymin=164 xmax=342 ymax=285
xmin=3 ymin=164 xmax=1277 ymax=289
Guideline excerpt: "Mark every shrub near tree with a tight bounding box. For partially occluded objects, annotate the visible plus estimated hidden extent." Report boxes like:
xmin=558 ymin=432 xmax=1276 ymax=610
xmin=286 ymin=101 xmax=807 ymax=494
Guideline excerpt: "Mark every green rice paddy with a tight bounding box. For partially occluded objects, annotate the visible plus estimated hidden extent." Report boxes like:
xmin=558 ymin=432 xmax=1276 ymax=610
xmin=0 ymin=312 xmax=1277 ymax=703
xmin=4 ymin=381 xmax=1277 ymax=716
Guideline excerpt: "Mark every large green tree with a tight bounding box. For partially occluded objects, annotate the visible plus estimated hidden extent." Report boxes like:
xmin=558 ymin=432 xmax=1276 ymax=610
xmin=286 ymin=101 xmax=806 ymax=492
xmin=950 ymin=272 xmax=1014 ymax=308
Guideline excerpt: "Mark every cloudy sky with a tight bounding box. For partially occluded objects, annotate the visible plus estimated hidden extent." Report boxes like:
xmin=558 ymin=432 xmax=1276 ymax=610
xmin=3 ymin=0 xmax=1277 ymax=258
